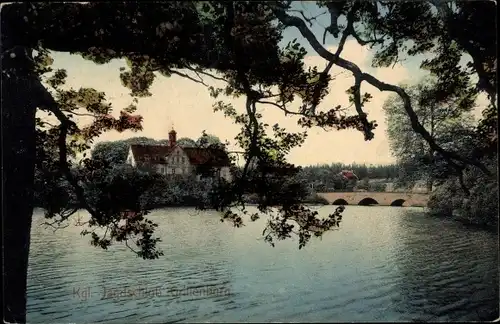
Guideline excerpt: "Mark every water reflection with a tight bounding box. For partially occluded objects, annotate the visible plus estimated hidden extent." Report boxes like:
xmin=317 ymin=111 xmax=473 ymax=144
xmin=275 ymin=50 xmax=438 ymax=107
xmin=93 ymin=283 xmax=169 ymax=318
xmin=392 ymin=211 xmax=499 ymax=321
xmin=29 ymin=211 xmax=88 ymax=318
xmin=27 ymin=207 xmax=499 ymax=322
xmin=29 ymin=208 xmax=237 ymax=323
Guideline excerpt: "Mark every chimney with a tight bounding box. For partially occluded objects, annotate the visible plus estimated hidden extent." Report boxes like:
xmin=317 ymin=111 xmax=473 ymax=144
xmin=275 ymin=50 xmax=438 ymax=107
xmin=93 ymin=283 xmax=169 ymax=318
xmin=169 ymin=129 xmax=177 ymax=147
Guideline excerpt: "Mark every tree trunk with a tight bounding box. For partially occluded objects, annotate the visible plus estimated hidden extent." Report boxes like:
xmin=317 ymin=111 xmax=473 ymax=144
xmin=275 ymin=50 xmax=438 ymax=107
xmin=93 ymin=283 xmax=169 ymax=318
xmin=427 ymin=147 xmax=435 ymax=193
xmin=427 ymin=104 xmax=435 ymax=194
xmin=2 ymin=47 xmax=38 ymax=322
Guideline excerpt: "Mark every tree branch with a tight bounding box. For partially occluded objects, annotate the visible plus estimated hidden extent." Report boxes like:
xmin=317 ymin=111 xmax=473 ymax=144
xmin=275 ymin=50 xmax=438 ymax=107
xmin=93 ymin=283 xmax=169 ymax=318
xmin=303 ymin=5 xmax=355 ymax=116
xmin=322 ymin=2 xmax=343 ymax=43
xmin=43 ymin=218 xmax=71 ymax=232
xmin=257 ymin=100 xmax=302 ymax=116
xmin=34 ymin=82 xmax=104 ymax=220
xmin=428 ymin=0 xmax=496 ymax=106
xmin=167 ymin=69 xmax=208 ymax=86
xmin=352 ymin=76 xmax=373 ymax=140
xmin=274 ymin=8 xmax=492 ymax=176
xmin=288 ymin=9 xmax=327 ymax=28
xmin=62 ymin=111 xmax=99 ymax=118
xmin=222 ymin=2 xmax=260 ymax=203
xmin=183 ymin=66 xmax=228 ymax=83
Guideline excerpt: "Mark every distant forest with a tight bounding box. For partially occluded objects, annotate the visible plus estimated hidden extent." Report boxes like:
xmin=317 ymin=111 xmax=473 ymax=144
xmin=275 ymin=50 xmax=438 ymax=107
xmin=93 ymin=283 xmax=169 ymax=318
xmin=301 ymin=163 xmax=399 ymax=180
xmin=294 ymin=163 xmax=400 ymax=192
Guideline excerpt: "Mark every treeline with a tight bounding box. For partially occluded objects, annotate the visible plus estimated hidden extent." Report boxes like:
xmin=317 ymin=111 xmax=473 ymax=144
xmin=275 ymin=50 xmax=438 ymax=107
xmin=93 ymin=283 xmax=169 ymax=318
xmin=293 ymin=163 xmax=399 ymax=192
xmin=302 ymin=163 xmax=400 ymax=179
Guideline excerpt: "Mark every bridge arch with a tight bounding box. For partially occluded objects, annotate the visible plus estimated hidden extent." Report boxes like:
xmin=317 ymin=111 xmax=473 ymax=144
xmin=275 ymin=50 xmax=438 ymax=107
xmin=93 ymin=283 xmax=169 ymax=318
xmin=332 ymin=199 xmax=348 ymax=205
xmin=358 ymin=197 xmax=379 ymax=206
xmin=390 ymin=199 xmax=405 ymax=207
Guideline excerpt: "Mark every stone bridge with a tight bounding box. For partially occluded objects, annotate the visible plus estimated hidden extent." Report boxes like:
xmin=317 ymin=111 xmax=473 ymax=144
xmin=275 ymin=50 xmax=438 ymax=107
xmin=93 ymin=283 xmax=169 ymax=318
xmin=316 ymin=192 xmax=429 ymax=207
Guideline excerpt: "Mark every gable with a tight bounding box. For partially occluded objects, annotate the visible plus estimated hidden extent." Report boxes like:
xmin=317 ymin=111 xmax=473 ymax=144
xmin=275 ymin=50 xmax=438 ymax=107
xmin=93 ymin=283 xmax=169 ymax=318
xmin=165 ymin=146 xmax=189 ymax=164
xmin=126 ymin=147 xmax=135 ymax=165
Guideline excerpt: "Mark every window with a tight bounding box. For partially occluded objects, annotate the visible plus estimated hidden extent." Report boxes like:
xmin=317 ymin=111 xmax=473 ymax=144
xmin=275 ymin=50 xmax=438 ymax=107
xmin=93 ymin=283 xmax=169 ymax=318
xmin=144 ymin=154 xmax=150 ymax=162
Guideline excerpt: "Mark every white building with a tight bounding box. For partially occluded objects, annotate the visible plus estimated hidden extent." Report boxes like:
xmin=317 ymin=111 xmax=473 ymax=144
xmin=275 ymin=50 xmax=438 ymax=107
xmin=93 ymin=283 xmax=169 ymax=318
xmin=126 ymin=129 xmax=232 ymax=182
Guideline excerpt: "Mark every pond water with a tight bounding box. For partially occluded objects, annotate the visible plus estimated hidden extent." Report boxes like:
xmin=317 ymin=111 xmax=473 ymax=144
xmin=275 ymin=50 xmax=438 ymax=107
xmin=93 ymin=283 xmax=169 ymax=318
xmin=27 ymin=206 xmax=498 ymax=322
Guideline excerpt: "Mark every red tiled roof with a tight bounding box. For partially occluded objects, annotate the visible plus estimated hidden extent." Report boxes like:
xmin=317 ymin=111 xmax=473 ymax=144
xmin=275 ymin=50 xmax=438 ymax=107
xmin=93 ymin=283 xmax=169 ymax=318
xmin=130 ymin=144 xmax=231 ymax=167
xmin=182 ymin=147 xmax=231 ymax=167
xmin=130 ymin=144 xmax=173 ymax=164
xmin=338 ymin=170 xmax=358 ymax=180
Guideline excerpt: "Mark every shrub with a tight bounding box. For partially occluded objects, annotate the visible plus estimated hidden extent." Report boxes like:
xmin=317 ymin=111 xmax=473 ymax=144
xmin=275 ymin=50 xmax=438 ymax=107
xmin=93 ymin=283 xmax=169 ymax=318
xmin=369 ymin=182 xmax=387 ymax=192
xmin=302 ymin=193 xmax=330 ymax=205
xmin=428 ymin=157 xmax=498 ymax=228
xmin=356 ymin=178 xmax=370 ymax=191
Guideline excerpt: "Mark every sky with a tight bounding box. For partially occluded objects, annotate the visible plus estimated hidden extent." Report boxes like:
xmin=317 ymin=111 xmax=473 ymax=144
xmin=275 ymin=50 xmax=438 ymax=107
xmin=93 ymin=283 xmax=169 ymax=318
xmin=38 ymin=2 xmax=484 ymax=167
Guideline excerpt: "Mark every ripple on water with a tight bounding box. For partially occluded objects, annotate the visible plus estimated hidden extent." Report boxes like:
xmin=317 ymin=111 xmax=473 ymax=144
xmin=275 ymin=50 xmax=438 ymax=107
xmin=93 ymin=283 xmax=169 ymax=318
xmin=27 ymin=207 xmax=499 ymax=322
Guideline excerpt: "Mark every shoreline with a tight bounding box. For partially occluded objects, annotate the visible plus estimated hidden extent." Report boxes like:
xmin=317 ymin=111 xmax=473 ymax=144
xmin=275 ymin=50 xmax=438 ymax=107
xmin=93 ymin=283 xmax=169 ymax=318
xmin=427 ymin=210 xmax=498 ymax=233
